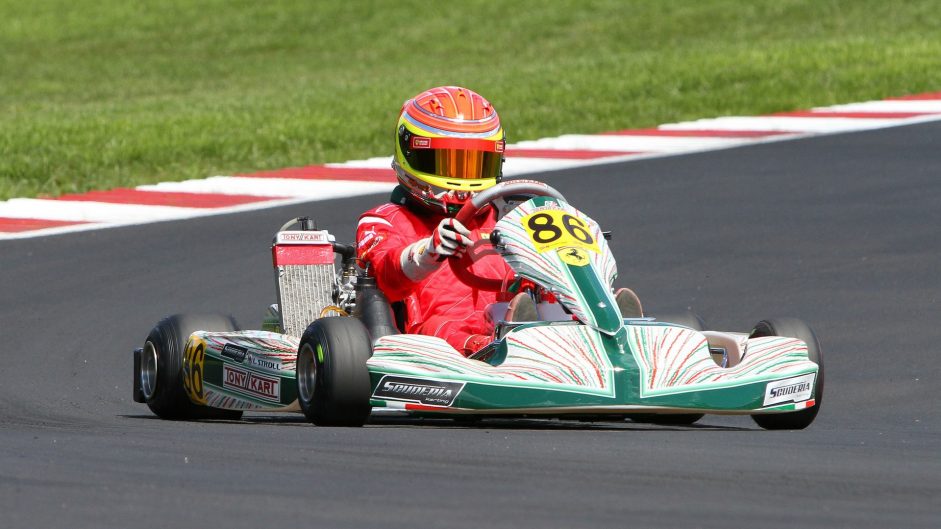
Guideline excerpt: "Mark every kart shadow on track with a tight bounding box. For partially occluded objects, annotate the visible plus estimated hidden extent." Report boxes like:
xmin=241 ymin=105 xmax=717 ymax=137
xmin=119 ymin=413 xmax=308 ymax=426
xmin=369 ymin=417 xmax=754 ymax=432
xmin=121 ymin=413 xmax=752 ymax=432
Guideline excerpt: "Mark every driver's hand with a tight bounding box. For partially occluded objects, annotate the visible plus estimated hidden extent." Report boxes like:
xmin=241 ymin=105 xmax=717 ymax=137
xmin=429 ymin=218 xmax=472 ymax=258
xmin=400 ymin=218 xmax=473 ymax=282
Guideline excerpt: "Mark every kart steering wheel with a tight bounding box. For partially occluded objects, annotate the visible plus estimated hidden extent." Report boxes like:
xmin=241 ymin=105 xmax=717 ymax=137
xmin=449 ymin=180 xmax=567 ymax=291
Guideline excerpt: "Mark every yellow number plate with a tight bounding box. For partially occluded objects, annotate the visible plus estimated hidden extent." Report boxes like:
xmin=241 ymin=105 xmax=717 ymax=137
xmin=182 ymin=336 xmax=208 ymax=405
xmin=520 ymin=210 xmax=600 ymax=254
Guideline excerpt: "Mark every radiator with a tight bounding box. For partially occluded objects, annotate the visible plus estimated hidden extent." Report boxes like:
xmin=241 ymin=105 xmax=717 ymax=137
xmin=271 ymin=230 xmax=337 ymax=337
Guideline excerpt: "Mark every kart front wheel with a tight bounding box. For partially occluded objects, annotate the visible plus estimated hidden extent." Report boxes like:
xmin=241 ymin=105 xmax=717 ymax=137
xmin=140 ymin=314 xmax=244 ymax=421
xmin=297 ymin=317 xmax=373 ymax=426
xmin=749 ymin=318 xmax=824 ymax=430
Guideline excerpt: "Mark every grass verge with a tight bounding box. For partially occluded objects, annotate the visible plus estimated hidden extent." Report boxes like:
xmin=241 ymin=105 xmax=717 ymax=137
xmin=1 ymin=0 xmax=940 ymax=200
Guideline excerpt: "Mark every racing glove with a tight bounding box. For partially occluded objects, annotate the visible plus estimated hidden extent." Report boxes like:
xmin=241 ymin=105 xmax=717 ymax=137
xmin=400 ymin=218 xmax=473 ymax=282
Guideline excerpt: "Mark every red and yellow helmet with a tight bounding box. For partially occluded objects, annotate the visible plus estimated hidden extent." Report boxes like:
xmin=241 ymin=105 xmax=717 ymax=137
xmin=392 ymin=86 xmax=505 ymax=215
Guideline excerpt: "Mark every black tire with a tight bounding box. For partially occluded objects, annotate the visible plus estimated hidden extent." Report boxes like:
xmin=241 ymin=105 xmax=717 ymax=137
xmin=142 ymin=314 xmax=244 ymax=421
xmin=626 ymin=311 xmax=707 ymax=425
xmin=749 ymin=318 xmax=823 ymax=430
xmin=297 ymin=317 xmax=373 ymax=426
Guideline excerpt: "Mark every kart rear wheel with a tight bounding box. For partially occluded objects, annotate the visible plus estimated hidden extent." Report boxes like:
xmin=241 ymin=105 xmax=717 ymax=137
xmin=749 ymin=318 xmax=823 ymax=430
xmin=297 ymin=317 xmax=373 ymax=426
xmin=142 ymin=314 xmax=244 ymax=421
xmin=626 ymin=311 xmax=707 ymax=425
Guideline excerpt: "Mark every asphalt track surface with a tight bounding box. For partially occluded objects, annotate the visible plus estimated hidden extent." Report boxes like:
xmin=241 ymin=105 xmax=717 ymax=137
xmin=2 ymin=122 xmax=940 ymax=528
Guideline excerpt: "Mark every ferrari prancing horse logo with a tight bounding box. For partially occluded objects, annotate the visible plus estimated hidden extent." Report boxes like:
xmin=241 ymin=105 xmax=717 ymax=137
xmin=558 ymin=246 xmax=589 ymax=267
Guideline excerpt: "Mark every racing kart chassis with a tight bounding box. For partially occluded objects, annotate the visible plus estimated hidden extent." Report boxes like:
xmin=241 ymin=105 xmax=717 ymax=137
xmin=133 ymin=180 xmax=823 ymax=430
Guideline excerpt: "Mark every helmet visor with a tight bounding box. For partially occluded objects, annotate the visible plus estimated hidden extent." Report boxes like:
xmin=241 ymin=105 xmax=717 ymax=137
xmin=401 ymin=133 xmax=504 ymax=181
xmin=408 ymin=148 xmax=502 ymax=180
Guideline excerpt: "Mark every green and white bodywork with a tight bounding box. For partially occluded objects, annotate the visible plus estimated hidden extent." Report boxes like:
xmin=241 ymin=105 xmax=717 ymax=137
xmin=365 ymin=196 xmax=819 ymax=416
xmin=182 ymin=330 xmax=301 ymax=412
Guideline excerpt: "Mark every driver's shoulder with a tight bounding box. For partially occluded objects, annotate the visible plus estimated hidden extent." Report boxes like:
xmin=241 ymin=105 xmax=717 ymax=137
xmin=361 ymin=202 xmax=404 ymax=219
xmin=359 ymin=202 xmax=433 ymax=233
xmin=362 ymin=185 xmax=422 ymax=221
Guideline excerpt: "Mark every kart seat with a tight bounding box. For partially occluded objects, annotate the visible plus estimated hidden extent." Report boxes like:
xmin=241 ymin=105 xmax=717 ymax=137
xmin=701 ymin=331 xmax=746 ymax=367
xmin=391 ymin=301 xmax=407 ymax=333
xmin=355 ymin=276 xmax=400 ymax=340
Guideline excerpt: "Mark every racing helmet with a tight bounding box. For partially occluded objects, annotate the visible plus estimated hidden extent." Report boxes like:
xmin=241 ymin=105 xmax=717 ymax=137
xmin=392 ymin=86 xmax=505 ymax=215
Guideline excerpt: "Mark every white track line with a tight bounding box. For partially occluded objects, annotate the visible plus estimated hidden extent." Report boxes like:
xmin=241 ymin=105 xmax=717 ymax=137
xmin=322 ymin=153 xmax=638 ymax=176
xmin=138 ymin=177 xmax=395 ymax=198
xmin=817 ymin=100 xmax=941 ymax=113
xmin=511 ymin=134 xmax=747 ymax=152
xmin=325 ymin=157 xmax=395 ymax=169
xmin=659 ymin=116 xmax=910 ymax=133
xmin=0 ymin=199 xmax=199 ymax=223
xmin=4 ymin=93 xmax=941 ymax=240
xmin=503 ymin=157 xmax=594 ymax=175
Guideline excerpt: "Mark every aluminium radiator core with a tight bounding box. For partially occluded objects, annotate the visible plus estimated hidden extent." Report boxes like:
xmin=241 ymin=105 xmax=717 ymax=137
xmin=271 ymin=230 xmax=337 ymax=337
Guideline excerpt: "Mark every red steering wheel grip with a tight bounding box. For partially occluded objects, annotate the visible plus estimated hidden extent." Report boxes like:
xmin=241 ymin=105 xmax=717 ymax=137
xmin=447 ymin=181 xmax=566 ymax=291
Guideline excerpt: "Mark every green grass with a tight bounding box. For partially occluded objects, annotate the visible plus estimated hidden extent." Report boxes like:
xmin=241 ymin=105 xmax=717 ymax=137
xmin=1 ymin=0 xmax=940 ymax=200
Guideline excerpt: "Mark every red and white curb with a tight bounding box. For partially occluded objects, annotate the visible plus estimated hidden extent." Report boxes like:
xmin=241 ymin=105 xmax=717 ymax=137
xmin=2 ymin=91 xmax=940 ymax=240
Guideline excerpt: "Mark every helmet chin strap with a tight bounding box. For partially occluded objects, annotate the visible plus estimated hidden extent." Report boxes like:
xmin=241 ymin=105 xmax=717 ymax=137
xmin=394 ymin=160 xmax=478 ymax=216
xmin=447 ymin=190 xmax=470 ymax=201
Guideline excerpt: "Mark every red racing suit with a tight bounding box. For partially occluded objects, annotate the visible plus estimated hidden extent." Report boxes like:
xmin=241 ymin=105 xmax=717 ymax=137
xmin=356 ymin=201 xmax=511 ymax=355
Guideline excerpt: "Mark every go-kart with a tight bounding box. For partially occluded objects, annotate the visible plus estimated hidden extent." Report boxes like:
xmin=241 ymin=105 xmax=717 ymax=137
xmin=132 ymin=179 xmax=823 ymax=430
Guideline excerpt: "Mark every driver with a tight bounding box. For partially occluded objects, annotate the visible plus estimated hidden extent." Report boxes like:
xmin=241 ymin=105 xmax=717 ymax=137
xmin=356 ymin=86 xmax=530 ymax=356
xmin=357 ymin=86 xmax=644 ymax=357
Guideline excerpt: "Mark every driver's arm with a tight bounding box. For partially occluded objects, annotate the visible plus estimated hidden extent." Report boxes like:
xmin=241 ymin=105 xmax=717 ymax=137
xmin=398 ymin=218 xmax=471 ymax=281
xmin=357 ymin=209 xmax=471 ymax=301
